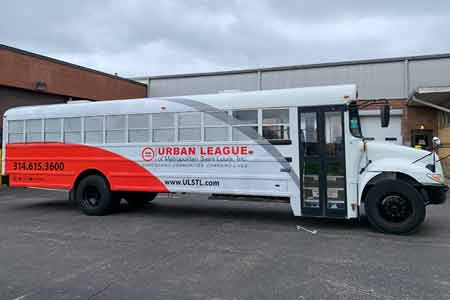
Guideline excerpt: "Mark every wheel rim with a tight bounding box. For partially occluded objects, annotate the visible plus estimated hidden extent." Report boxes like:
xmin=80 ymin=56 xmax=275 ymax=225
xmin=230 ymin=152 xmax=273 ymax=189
xmin=378 ymin=194 xmax=413 ymax=223
xmin=82 ymin=186 xmax=101 ymax=207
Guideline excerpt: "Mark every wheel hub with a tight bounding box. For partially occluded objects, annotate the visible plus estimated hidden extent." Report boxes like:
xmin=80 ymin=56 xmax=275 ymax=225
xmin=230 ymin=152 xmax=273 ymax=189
xmin=83 ymin=186 xmax=101 ymax=207
xmin=379 ymin=195 xmax=412 ymax=223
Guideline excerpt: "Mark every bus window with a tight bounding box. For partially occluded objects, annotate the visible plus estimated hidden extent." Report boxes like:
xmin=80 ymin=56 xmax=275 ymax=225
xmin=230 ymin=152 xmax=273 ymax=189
xmin=178 ymin=112 xmax=201 ymax=142
xmin=128 ymin=114 xmax=149 ymax=143
xmin=106 ymin=115 xmax=126 ymax=143
xmin=232 ymin=110 xmax=258 ymax=141
xmin=326 ymin=161 xmax=346 ymax=210
xmin=25 ymin=119 xmax=43 ymax=142
xmin=85 ymin=116 xmax=104 ymax=144
xmin=64 ymin=118 xmax=82 ymax=144
xmin=152 ymin=113 xmax=175 ymax=143
xmin=204 ymin=112 xmax=229 ymax=142
xmin=300 ymin=112 xmax=319 ymax=156
xmin=325 ymin=111 xmax=344 ymax=157
xmin=8 ymin=120 xmax=24 ymax=143
xmin=45 ymin=119 xmax=62 ymax=142
xmin=262 ymin=109 xmax=290 ymax=142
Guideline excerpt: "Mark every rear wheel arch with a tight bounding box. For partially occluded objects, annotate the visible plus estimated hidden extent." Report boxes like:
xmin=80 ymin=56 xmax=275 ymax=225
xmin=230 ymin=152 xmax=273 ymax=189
xmin=73 ymin=169 xmax=110 ymax=191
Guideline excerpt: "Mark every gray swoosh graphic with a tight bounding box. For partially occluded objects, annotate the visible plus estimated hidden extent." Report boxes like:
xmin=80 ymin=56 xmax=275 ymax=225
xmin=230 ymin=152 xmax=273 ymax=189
xmin=162 ymin=97 xmax=301 ymax=191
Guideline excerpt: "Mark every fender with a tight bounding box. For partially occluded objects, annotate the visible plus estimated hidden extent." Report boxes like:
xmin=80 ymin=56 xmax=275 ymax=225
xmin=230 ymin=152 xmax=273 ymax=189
xmin=358 ymin=157 xmax=440 ymax=205
xmin=358 ymin=170 xmax=381 ymax=205
xmin=367 ymin=157 xmax=436 ymax=184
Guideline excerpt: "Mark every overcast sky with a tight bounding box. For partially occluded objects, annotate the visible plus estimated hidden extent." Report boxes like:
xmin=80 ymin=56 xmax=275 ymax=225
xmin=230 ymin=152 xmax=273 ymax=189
xmin=1 ymin=0 xmax=450 ymax=78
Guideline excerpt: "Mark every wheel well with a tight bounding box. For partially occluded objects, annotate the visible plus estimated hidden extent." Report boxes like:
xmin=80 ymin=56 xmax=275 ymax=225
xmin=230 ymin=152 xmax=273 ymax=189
xmin=72 ymin=169 xmax=110 ymax=191
xmin=361 ymin=172 xmax=420 ymax=203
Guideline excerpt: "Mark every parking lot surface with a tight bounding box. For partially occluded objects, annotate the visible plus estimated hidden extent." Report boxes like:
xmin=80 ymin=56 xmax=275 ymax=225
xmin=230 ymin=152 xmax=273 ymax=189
xmin=1 ymin=187 xmax=450 ymax=300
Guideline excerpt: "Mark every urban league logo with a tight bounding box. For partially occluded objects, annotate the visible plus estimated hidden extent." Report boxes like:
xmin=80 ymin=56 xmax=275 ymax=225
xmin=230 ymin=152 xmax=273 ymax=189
xmin=141 ymin=147 xmax=155 ymax=162
xmin=141 ymin=145 xmax=251 ymax=162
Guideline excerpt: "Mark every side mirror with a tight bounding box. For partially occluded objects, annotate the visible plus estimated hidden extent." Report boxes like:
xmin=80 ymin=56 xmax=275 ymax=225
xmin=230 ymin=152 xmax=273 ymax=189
xmin=380 ymin=104 xmax=390 ymax=128
xmin=433 ymin=136 xmax=441 ymax=149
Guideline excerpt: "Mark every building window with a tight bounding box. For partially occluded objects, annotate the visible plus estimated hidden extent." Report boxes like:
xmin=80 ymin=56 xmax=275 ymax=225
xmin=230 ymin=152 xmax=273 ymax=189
xmin=262 ymin=109 xmax=290 ymax=142
xmin=64 ymin=117 xmax=82 ymax=144
xmin=152 ymin=113 xmax=175 ymax=143
xmin=204 ymin=111 xmax=230 ymax=141
xmin=85 ymin=116 xmax=104 ymax=144
xmin=25 ymin=119 xmax=43 ymax=142
xmin=106 ymin=115 xmax=126 ymax=143
xmin=8 ymin=120 xmax=24 ymax=143
xmin=45 ymin=118 xmax=62 ymax=142
xmin=128 ymin=114 xmax=150 ymax=143
xmin=232 ymin=110 xmax=258 ymax=141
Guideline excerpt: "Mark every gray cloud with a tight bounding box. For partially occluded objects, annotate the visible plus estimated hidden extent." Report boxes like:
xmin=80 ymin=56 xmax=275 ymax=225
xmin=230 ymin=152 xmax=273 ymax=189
xmin=1 ymin=0 xmax=450 ymax=77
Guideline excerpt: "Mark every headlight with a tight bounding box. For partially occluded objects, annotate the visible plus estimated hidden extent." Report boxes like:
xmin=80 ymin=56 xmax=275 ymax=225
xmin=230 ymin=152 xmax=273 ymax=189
xmin=427 ymin=173 xmax=443 ymax=183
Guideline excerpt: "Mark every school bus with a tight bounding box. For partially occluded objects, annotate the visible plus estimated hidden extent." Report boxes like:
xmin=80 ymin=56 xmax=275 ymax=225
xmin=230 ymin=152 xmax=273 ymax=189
xmin=2 ymin=85 xmax=447 ymax=234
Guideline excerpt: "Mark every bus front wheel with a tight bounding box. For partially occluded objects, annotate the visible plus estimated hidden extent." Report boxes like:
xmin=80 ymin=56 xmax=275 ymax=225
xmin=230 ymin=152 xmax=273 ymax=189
xmin=75 ymin=175 xmax=115 ymax=216
xmin=365 ymin=179 xmax=425 ymax=234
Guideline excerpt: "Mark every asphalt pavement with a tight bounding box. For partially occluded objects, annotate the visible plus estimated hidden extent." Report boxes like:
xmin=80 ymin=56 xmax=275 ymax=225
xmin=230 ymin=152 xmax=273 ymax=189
xmin=0 ymin=187 xmax=449 ymax=300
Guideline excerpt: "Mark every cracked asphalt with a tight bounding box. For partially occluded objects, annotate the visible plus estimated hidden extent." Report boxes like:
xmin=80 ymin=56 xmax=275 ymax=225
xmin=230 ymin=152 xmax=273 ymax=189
xmin=0 ymin=187 xmax=450 ymax=300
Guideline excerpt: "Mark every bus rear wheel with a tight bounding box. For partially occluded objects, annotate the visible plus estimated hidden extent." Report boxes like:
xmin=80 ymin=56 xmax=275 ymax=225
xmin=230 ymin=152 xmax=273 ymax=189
xmin=365 ymin=179 xmax=425 ymax=234
xmin=75 ymin=175 xmax=114 ymax=216
xmin=125 ymin=192 xmax=157 ymax=209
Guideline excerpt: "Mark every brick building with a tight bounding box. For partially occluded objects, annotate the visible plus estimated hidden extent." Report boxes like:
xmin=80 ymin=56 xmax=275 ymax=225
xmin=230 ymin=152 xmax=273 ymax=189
xmin=0 ymin=44 xmax=147 ymax=137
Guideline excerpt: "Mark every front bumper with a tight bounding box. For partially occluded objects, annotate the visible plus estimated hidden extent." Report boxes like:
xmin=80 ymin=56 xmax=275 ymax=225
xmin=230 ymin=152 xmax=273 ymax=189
xmin=422 ymin=184 xmax=448 ymax=205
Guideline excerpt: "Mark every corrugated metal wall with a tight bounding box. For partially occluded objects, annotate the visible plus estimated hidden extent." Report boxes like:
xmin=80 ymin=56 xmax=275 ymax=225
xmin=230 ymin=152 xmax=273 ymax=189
xmin=149 ymin=73 xmax=259 ymax=97
xmin=260 ymin=62 xmax=405 ymax=99
xmin=409 ymin=58 xmax=450 ymax=95
xmin=145 ymin=55 xmax=450 ymax=100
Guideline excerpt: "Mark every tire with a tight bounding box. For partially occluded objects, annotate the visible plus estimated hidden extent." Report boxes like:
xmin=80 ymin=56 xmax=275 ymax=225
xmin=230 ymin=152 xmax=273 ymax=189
xmin=365 ymin=179 xmax=426 ymax=234
xmin=75 ymin=175 xmax=114 ymax=216
xmin=125 ymin=192 xmax=157 ymax=209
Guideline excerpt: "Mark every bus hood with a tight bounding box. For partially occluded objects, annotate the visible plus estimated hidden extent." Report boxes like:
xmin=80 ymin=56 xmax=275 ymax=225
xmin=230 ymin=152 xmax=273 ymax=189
xmin=365 ymin=141 xmax=445 ymax=184
xmin=366 ymin=141 xmax=430 ymax=163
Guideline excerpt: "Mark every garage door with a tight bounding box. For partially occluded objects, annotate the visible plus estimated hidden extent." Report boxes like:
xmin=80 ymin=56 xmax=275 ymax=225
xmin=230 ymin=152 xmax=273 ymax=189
xmin=360 ymin=112 xmax=403 ymax=144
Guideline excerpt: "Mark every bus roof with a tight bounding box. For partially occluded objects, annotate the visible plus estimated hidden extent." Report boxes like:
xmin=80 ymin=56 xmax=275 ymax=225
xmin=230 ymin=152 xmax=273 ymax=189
xmin=5 ymin=84 xmax=356 ymax=120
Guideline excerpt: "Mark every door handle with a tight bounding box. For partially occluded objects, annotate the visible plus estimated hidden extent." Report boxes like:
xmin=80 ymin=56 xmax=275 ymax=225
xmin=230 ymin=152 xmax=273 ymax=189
xmin=280 ymin=166 xmax=292 ymax=173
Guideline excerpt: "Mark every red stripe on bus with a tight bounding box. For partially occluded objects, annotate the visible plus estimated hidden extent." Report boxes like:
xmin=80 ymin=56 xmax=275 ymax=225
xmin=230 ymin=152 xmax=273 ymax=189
xmin=4 ymin=143 xmax=168 ymax=192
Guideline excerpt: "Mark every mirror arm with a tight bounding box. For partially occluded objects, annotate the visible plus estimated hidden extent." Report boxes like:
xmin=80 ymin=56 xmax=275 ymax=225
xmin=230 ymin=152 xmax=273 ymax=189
xmin=412 ymin=152 xmax=433 ymax=164
xmin=437 ymin=153 xmax=450 ymax=163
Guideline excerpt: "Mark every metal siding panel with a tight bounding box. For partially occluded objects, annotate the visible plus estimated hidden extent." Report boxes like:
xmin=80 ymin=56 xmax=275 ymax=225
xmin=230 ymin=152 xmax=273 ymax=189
xmin=360 ymin=115 xmax=403 ymax=144
xmin=409 ymin=58 xmax=450 ymax=94
xmin=149 ymin=73 xmax=259 ymax=97
xmin=261 ymin=62 xmax=405 ymax=99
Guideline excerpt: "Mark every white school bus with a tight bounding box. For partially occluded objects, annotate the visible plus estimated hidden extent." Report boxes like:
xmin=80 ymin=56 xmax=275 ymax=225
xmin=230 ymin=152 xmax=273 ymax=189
xmin=1 ymin=85 xmax=447 ymax=234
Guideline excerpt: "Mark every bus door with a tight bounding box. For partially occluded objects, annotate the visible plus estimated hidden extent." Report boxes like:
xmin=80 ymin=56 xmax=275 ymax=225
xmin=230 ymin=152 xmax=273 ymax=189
xmin=298 ymin=106 xmax=347 ymax=218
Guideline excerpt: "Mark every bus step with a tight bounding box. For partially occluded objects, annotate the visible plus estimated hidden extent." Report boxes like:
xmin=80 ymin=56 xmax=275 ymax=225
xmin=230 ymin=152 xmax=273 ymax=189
xmin=208 ymin=194 xmax=289 ymax=203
